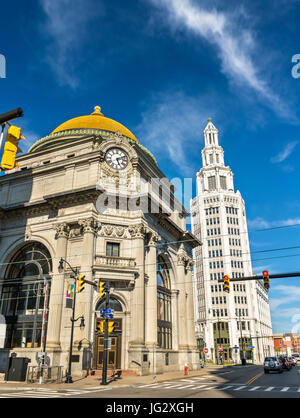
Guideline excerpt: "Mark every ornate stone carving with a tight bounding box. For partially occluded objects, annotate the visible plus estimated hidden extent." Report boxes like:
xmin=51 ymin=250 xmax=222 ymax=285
xmin=99 ymin=224 xmax=126 ymax=238
xmin=69 ymin=224 xmax=84 ymax=239
xmin=128 ymin=223 xmax=146 ymax=239
xmin=148 ymin=231 xmax=161 ymax=247
xmin=54 ymin=222 xmax=70 ymax=239
xmin=78 ymin=218 xmax=99 ymax=235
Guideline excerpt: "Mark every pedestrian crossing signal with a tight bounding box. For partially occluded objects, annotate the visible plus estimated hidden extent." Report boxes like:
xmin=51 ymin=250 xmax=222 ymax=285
xmin=223 ymin=275 xmax=230 ymax=293
xmin=78 ymin=274 xmax=86 ymax=293
xmin=262 ymin=270 xmax=270 ymax=290
xmin=108 ymin=321 xmax=115 ymax=334
xmin=97 ymin=321 xmax=104 ymax=334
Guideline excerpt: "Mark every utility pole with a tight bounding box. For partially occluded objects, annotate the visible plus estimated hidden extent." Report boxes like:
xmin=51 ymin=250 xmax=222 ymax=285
xmin=39 ymin=277 xmax=49 ymax=384
xmin=101 ymin=281 xmax=111 ymax=385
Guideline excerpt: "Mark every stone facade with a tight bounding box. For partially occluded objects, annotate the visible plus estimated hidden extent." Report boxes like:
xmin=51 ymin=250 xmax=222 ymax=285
xmin=0 ymin=112 xmax=200 ymax=376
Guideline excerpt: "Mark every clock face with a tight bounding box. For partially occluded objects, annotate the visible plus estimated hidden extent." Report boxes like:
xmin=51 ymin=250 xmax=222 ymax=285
xmin=105 ymin=148 xmax=128 ymax=170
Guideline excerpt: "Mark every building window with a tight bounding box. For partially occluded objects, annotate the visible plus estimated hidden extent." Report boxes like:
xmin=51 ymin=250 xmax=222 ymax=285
xmin=208 ymin=176 xmax=216 ymax=191
xmin=157 ymin=256 xmax=172 ymax=349
xmin=220 ymin=176 xmax=227 ymax=190
xmin=106 ymin=242 xmax=120 ymax=257
xmin=0 ymin=243 xmax=52 ymax=349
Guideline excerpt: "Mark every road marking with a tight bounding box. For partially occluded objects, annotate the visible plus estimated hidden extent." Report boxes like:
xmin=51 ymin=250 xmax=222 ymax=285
xmin=180 ymin=379 xmax=197 ymax=382
xmin=173 ymin=384 xmax=196 ymax=390
xmin=281 ymin=387 xmax=289 ymax=392
xmin=234 ymin=386 xmax=247 ymax=391
xmin=190 ymin=385 xmax=207 ymax=390
xmin=200 ymin=386 xmax=217 ymax=391
xmin=265 ymin=387 xmax=274 ymax=392
xmin=298 ymin=388 xmax=300 ymax=392
xmin=246 ymin=371 xmax=264 ymax=385
xmin=219 ymin=386 xmax=233 ymax=390
xmin=249 ymin=386 xmax=260 ymax=391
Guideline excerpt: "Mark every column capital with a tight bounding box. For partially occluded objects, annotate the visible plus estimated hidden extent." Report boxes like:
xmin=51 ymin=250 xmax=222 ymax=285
xmin=128 ymin=223 xmax=146 ymax=239
xmin=147 ymin=230 xmax=161 ymax=247
xmin=53 ymin=222 xmax=70 ymax=239
xmin=78 ymin=218 xmax=99 ymax=235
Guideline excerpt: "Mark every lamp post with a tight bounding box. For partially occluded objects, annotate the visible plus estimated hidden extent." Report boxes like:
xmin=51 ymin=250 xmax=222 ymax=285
xmin=58 ymin=258 xmax=84 ymax=384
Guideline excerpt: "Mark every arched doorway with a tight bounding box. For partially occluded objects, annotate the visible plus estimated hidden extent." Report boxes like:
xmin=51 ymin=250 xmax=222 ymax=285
xmin=0 ymin=243 xmax=52 ymax=349
xmin=94 ymin=296 xmax=123 ymax=370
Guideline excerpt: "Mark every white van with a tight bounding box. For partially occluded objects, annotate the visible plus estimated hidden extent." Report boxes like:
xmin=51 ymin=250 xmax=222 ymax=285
xmin=292 ymin=353 xmax=299 ymax=363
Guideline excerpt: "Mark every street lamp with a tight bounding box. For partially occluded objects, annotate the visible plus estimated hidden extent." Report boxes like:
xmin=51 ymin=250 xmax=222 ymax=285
xmin=58 ymin=257 xmax=79 ymax=384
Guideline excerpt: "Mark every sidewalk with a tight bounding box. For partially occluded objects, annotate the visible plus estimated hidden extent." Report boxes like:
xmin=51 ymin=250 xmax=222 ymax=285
xmin=0 ymin=365 xmax=229 ymax=391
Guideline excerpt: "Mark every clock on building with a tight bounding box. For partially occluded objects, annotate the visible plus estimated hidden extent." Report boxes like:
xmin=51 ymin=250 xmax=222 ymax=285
xmin=105 ymin=148 xmax=128 ymax=170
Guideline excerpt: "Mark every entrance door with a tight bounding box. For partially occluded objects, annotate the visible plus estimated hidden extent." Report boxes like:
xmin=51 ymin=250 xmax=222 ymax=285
xmin=94 ymin=318 xmax=122 ymax=370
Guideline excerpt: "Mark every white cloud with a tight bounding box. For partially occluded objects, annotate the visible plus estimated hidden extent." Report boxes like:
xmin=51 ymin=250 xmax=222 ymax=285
xmin=136 ymin=91 xmax=217 ymax=175
xmin=147 ymin=0 xmax=290 ymax=118
xmin=270 ymin=141 xmax=298 ymax=164
xmin=247 ymin=217 xmax=300 ymax=230
xmin=40 ymin=0 xmax=104 ymax=88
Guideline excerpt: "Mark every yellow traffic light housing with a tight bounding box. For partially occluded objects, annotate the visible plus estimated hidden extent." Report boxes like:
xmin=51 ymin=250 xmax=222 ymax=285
xmin=78 ymin=274 xmax=86 ymax=293
xmin=99 ymin=281 xmax=105 ymax=299
xmin=97 ymin=321 xmax=104 ymax=334
xmin=223 ymin=275 xmax=230 ymax=293
xmin=108 ymin=321 xmax=115 ymax=334
xmin=262 ymin=270 xmax=270 ymax=290
xmin=0 ymin=125 xmax=25 ymax=171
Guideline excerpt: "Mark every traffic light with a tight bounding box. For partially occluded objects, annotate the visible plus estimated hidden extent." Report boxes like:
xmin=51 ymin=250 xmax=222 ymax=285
xmin=0 ymin=125 xmax=25 ymax=170
xmin=223 ymin=275 xmax=230 ymax=293
xmin=99 ymin=281 xmax=105 ymax=299
xmin=78 ymin=274 xmax=86 ymax=293
xmin=108 ymin=321 xmax=115 ymax=334
xmin=262 ymin=270 xmax=270 ymax=290
xmin=97 ymin=321 xmax=104 ymax=334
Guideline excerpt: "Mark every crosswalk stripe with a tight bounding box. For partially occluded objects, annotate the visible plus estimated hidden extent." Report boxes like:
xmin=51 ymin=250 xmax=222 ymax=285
xmin=234 ymin=386 xmax=247 ymax=391
xmin=281 ymin=387 xmax=289 ymax=392
xmin=190 ymin=385 xmax=207 ymax=390
xmin=265 ymin=387 xmax=274 ymax=392
xmin=171 ymin=384 xmax=196 ymax=390
xmin=249 ymin=386 xmax=260 ymax=391
xmin=200 ymin=386 xmax=217 ymax=391
xmin=180 ymin=379 xmax=197 ymax=382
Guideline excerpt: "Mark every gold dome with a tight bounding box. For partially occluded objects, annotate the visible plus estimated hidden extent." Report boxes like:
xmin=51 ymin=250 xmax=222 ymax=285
xmin=51 ymin=106 xmax=139 ymax=143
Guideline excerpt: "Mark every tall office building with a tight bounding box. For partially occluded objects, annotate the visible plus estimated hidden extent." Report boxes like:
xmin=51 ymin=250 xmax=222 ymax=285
xmin=190 ymin=119 xmax=274 ymax=364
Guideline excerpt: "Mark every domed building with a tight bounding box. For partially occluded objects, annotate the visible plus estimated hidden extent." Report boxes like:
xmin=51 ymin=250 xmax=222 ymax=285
xmin=0 ymin=106 xmax=200 ymax=378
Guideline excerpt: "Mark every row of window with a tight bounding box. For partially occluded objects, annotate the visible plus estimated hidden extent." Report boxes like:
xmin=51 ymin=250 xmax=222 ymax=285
xmin=228 ymin=228 xmax=240 ymax=236
xmin=207 ymin=228 xmax=221 ymax=236
xmin=211 ymin=283 xmax=225 ymax=292
xmin=233 ymin=283 xmax=246 ymax=292
xmin=237 ymin=321 xmax=251 ymax=331
xmin=208 ymin=238 xmax=222 ymax=247
xmin=232 ymin=272 xmax=245 ymax=279
xmin=234 ymin=296 xmax=247 ymax=304
xmin=212 ymin=296 xmax=227 ymax=305
xmin=230 ymin=249 xmax=242 ymax=257
xmin=210 ymin=273 xmax=224 ymax=282
xmin=206 ymin=217 xmax=220 ymax=225
xmin=227 ymin=217 xmax=239 ymax=225
xmin=212 ymin=309 xmax=228 ymax=317
xmin=208 ymin=249 xmax=223 ymax=258
xmin=213 ymin=322 xmax=229 ymax=331
xmin=231 ymin=260 xmax=243 ymax=269
xmin=226 ymin=207 xmax=238 ymax=214
xmin=229 ymin=238 xmax=241 ymax=246
xmin=207 ymin=175 xmax=227 ymax=191
xmin=236 ymin=309 xmax=248 ymax=317
xmin=205 ymin=207 xmax=219 ymax=215
xmin=209 ymin=261 xmax=224 ymax=269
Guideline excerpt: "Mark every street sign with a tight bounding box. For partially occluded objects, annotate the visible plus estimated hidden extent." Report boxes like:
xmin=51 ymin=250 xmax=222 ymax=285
xmin=248 ymin=346 xmax=255 ymax=349
xmin=233 ymin=345 xmax=239 ymax=349
xmin=204 ymin=348 xmax=209 ymax=354
xmin=218 ymin=346 xmax=223 ymax=352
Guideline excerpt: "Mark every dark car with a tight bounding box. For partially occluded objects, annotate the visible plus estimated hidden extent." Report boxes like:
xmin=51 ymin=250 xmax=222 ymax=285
xmin=279 ymin=356 xmax=292 ymax=371
xmin=264 ymin=357 xmax=283 ymax=373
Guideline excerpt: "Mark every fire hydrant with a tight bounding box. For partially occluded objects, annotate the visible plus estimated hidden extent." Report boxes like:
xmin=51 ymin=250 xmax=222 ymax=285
xmin=184 ymin=364 xmax=188 ymax=376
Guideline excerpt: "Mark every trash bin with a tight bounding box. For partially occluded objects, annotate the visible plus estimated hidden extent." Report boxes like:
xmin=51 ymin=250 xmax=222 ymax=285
xmin=241 ymin=358 xmax=247 ymax=366
xmin=5 ymin=357 xmax=31 ymax=382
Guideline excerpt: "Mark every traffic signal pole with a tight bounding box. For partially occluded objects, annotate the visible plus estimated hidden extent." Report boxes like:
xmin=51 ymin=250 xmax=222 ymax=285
xmin=101 ymin=281 xmax=111 ymax=385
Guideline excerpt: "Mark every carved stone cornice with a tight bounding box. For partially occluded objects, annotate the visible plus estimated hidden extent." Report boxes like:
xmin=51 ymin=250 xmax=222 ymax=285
xmin=99 ymin=224 xmax=127 ymax=238
xmin=128 ymin=223 xmax=146 ymax=239
xmin=78 ymin=218 xmax=99 ymax=235
xmin=54 ymin=222 xmax=70 ymax=239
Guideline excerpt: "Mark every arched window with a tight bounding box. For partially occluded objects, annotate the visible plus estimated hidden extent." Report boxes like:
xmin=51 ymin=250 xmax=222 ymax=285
xmin=157 ymin=255 xmax=172 ymax=349
xmin=96 ymin=297 xmax=123 ymax=312
xmin=0 ymin=243 xmax=52 ymax=349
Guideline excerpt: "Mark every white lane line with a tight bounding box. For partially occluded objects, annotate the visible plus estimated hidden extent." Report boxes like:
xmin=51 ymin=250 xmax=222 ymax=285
xmin=219 ymin=386 xmax=233 ymax=390
xmin=281 ymin=387 xmax=289 ymax=392
xmin=249 ymin=386 xmax=260 ymax=391
xmin=234 ymin=386 xmax=247 ymax=391
xmin=265 ymin=387 xmax=274 ymax=392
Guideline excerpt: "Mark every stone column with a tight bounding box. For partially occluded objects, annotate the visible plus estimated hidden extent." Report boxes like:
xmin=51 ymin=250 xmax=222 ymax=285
xmin=176 ymin=248 xmax=188 ymax=350
xmin=47 ymin=222 xmax=70 ymax=352
xmin=76 ymin=218 xmax=99 ymax=349
xmin=186 ymin=258 xmax=197 ymax=349
xmin=128 ymin=223 xmax=146 ymax=346
xmin=145 ymin=231 xmax=160 ymax=347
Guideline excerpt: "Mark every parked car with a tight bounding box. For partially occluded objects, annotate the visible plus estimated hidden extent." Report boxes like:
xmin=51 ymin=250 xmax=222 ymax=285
xmin=279 ymin=356 xmax=292 ymax=371
xmin=264 ymin=356 xmax=283 ymax=373
xmin=292 ymin=353 xmax=300 ymax=363
xmin=288 ymin=356 xmax=297 ymax=366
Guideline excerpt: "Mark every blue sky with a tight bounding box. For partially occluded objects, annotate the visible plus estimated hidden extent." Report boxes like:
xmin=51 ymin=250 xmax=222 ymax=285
xmin=1 ymin=0 xmax=300 ymax=334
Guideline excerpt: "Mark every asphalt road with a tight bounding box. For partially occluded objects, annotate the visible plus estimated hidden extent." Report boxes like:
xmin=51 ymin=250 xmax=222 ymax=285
xmin=0 ymin=365 xmax=299 ymax=398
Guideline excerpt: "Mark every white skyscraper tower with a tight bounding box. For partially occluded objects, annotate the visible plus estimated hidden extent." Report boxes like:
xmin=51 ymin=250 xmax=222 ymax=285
xmin=190 ymin=119 xmax=274 ymax=364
